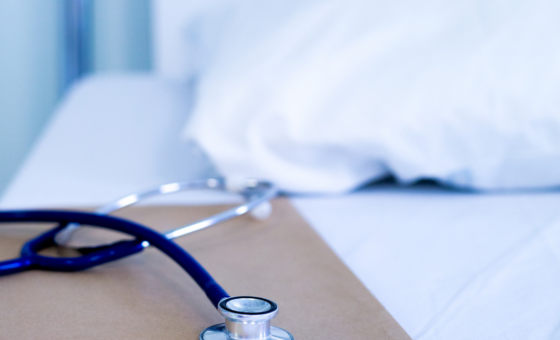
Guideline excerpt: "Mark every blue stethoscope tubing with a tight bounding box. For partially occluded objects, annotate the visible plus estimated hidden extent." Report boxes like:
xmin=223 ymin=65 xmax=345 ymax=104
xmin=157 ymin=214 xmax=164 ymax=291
xmin=0 ymin=210 xmax=229 ymax=307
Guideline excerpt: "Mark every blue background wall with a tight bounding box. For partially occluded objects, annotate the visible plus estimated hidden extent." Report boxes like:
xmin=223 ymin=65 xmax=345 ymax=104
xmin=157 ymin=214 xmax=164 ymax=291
xmin=93 ymin=0 xmax=152 ymax=72
xmin=0 ymin=0 xmax=152 ymax=194
xmin=0 ymin=0 xmax=62 ymax=195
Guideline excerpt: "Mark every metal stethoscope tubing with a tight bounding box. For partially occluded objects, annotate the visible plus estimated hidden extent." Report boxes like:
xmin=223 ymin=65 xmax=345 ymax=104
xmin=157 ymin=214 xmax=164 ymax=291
xmin=55 ymin=177 xmax=278 ymax=247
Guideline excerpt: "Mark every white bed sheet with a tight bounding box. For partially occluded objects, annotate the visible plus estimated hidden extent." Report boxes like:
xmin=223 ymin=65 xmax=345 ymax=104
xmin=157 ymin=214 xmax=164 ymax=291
xmin=293 ymin=189 xmax=560 ymax=339
xmin=3 ymin=74 xmax=560 ymax=339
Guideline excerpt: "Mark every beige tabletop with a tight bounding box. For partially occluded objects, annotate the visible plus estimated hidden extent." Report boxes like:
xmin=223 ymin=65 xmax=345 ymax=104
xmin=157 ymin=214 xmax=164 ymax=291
xmin=0 ymin=199 xmax=410 ymax=340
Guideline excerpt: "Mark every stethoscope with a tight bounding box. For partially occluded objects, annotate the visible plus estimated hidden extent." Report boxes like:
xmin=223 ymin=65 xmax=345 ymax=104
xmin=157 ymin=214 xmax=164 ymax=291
xmin=0 ymin=178 xmax=294 ymax=340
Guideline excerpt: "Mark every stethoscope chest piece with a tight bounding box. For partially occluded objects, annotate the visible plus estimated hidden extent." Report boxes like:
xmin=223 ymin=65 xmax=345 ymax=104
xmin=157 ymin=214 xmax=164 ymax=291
xmin=200 ymin=296 xmax=294 ymax=340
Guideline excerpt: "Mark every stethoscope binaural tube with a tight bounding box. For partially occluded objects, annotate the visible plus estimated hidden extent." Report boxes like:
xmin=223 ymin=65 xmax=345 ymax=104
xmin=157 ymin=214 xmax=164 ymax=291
xmin=0 ymin=210 xmax=229 ymax=307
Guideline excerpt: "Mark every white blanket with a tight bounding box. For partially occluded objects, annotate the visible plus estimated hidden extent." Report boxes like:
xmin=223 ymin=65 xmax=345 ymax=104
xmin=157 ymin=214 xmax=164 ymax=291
xmin=184 ymin=0 xmax=560 ymax=193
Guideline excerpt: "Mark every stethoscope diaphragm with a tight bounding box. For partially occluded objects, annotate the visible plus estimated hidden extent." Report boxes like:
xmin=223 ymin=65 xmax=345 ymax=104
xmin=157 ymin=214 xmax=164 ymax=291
xmin=200 ymin=296 xmax=294 ymax=340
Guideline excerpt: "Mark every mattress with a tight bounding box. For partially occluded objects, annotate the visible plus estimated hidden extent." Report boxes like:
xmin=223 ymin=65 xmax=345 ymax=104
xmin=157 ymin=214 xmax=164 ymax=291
xmin=2 ymin=74 xmax=560 ymax=339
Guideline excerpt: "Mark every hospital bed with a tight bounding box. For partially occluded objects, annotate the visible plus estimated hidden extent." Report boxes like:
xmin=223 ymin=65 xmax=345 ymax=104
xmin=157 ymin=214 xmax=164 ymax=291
xmin=3 ymin=1 xmax=560 ymax=339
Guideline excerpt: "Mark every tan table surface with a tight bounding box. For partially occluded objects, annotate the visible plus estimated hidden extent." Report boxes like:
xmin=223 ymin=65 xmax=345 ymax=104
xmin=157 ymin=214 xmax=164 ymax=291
xmin=0 ymin=199 xmax=410 ymax=340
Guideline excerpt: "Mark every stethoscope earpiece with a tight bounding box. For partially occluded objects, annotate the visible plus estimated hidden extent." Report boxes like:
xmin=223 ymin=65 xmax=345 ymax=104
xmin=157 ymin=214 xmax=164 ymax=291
xmin=200 ymin=296 xmax=293 ymax=340
xmin=249 ymin=201 xmax=272 ymax=220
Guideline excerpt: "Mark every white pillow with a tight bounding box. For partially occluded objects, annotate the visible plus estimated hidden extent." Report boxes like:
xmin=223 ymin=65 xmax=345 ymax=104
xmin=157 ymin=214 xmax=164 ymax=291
xmin=183 ymin=0 xmax=560 ymax=193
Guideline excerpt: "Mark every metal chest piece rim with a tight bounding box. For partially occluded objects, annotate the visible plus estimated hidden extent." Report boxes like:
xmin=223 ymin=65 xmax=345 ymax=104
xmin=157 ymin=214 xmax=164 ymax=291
xmin=200 ymin=296 xmax=294 ymax=340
